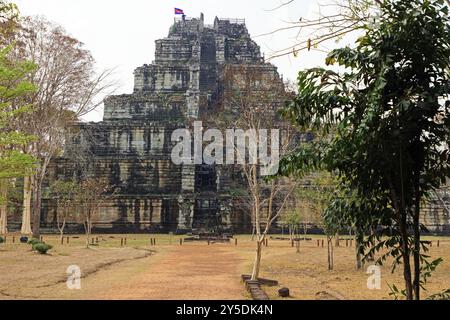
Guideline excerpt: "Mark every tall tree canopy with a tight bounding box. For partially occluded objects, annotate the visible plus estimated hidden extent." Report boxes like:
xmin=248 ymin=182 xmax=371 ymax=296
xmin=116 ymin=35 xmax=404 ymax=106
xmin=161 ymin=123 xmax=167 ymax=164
xmin=0 ymin=1 xmax=36 ymax=234
xmin=281 ymin=0 xmax=449 ymax=300
xmin=11 ymin=16 xmax=115 ymax=237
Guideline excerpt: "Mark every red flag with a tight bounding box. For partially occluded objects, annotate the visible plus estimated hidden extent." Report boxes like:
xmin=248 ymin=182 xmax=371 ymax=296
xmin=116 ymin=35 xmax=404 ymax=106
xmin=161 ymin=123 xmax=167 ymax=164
xmin=174 ymin=8 xmax=184 ymax=15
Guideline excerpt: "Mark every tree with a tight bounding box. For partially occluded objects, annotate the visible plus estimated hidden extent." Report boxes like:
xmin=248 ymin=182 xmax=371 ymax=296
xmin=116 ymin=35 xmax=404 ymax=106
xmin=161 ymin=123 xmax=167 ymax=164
xmin=301 ymin=172 xmax=337 ymax=269
xmin=0 ymin=49 xmax=35 ymax=233
xmin=12 ymin=16 xmax=115 ymax=238
xmin=48 ymin=179 xmax=78 ymax=242
xmin=0 ymin=1 xmax=19 ymax=45
xmin=324 ymin=185 xmax=392 ymax=269
xmin=260 ymin=0 xmax=379 ymax=60
xmin=0 ymin=0 xmax=36 ymax=234
xmin=76 ymin=178 xmax=109 ymax=248
xmin=214 ymin=65 xmax=298 ymax=281
xmin=281 ymin=0 xmax=450 ymax=299
xmin=280 ymin=209 xmax=301 ymax=240
xmin=20 ymin=174 xmax=31 ymax=234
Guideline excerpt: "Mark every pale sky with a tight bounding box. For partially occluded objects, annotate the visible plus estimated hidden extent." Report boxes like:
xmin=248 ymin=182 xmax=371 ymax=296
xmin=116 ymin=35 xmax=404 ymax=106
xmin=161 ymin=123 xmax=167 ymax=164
xmin=15 ymin=0 xmax=355 ymax=121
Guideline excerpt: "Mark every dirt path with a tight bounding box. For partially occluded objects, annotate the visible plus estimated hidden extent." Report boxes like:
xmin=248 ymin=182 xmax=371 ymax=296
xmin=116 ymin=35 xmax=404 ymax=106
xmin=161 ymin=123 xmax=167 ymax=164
xmin=93 ymin=244 xmax=246 ymax=300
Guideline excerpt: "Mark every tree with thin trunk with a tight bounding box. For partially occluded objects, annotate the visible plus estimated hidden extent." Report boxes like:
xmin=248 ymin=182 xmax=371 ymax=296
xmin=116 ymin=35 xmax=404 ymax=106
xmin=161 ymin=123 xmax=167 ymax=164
xmin=76 ymin=178 xmax=109 ymax=248
xmin=280 ymin=209 xmax=301 ymax=241
xmin=20 ymin=175 xmax=32 ymax=234
xmin=48 ymin=179 xmax=78 ymax=242
xmin=280 ymin=0 xmax=450 ymax=299
xmin=300 ymin=172 xmax=337 ymax=270
xmin=11 ymin=16 xmax=116 ymax=238
xmin=213 ymin=64 xmax=299 ymax=281
xmin=0 ymin=3 xmax=36 ymax=235
xmin=324 ymin=186 xmax=390 ymax=270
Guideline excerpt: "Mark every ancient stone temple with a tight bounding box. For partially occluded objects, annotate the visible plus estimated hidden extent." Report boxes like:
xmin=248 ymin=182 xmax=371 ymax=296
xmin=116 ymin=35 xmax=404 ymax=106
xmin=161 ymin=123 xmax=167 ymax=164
xmin=40 ymin=14 xmax=283 ymax=233
xmin=35 ymin=14 xmax=450 ymax=235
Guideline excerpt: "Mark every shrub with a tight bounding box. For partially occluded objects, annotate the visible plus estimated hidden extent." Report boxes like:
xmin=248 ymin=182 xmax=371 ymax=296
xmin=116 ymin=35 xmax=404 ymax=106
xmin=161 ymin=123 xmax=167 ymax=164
xmin=28 ymin=238 xmax=41 ymax=246
xmin=32 ymin=243 xmax=53 ymax=254
xmin=0 ymin=236 xmax=4 ymax=244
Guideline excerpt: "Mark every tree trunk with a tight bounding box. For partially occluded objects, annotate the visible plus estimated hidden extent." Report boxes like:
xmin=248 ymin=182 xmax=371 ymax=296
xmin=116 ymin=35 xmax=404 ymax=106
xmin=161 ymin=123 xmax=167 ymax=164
xmin=0 ymin=183 xmax=8 ymax=235
xmin=399 ymin=211 xmax=413 ymax=300
xmin=31 ymin=173 xmax=43 ymax=238
xmin=21 ymin=176 xmax=33 ymax=235
xmin=355 ymin=229 xmax=363 ymax=270
xmin=58 ymin=208 xmax=66 ymax=243
xmin=251 ymin=239 xmax=263 ymax=280
xmin=85 ymin=218 xmax=90 ymax=248
xmin=84 ymin=205 xmax=92 ymax=248
xmin=412 ymin=187 xmax=421 ymax=300
xmin=251 ymin=219 xmax=256 ymax=241
xmin=335 ymin=231 xmax=340 ymax=247
xmin=388 ymin=176 xmax=413 ymax=300
xmin=327 ymin=235 xmax=334 ymax=270
xmin=85 ymin=220 xmax=90 ymax=248
xmin=250 ymin=183 xmax=262 ymax=281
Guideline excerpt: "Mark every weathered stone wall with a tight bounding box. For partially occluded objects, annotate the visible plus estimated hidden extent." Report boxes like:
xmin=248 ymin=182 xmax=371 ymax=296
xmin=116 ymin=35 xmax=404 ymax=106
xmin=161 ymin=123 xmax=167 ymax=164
xmin=32 ymin=13 xmax=450 ymax=235
xmin=38 ymin=14 xmax=280 ymax=233
xmin=421 ymin=188 xmax=450 ymax=234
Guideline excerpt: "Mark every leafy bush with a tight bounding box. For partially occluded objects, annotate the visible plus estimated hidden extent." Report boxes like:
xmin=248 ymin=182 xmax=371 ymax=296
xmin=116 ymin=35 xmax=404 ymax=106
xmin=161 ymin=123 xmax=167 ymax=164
xmin=28 ymin=238 xmax=41 ymax=246
xmin=32 ymin=243 xmax=53 ymax=254
xmin=0 ymin=236 xmax=4 ymax=244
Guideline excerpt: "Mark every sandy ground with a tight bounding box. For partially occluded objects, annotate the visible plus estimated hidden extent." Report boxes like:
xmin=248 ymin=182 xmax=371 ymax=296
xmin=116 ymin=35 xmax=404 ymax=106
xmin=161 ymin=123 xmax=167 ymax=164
xmin=247 ymin=237 xmax=450 ymax=300
xmin=0 ymin=234 xmax=448 ymax=300
xmin=93 ymin=244 xmax=245 ymax=300
xmin=0 ymin=243 xmax=152 ymax=299
xmin=0 ymin=236 xmax=247 ymax=300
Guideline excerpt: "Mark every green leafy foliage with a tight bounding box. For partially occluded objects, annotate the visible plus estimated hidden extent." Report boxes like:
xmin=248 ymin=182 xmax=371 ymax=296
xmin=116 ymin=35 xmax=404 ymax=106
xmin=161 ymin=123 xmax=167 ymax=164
xmin=0 ymin=45 xmax=37 ymax=189
xmin=280 ymin=209 xmax=302 ymax=230
xmin=27 ymin=238 xmax=40 ymax=246
xmin=420 ymin=257 xmax=443 ymax=290
xmin=280 ymin=0 xmax=450 ymax=299
xmin=48 ymin=179 xmax=79 ymax=206
xmin=32 ymin=242 xmax=53 ymax=254
xmin=387 ymin=283 xmax=407 ymax=300
xmin=427 ymin=289 xmax=450 ymax=300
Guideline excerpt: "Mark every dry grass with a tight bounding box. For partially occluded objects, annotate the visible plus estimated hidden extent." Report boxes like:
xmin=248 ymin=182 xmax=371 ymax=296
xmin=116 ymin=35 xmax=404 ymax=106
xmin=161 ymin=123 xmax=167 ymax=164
xmin=0 ymin=234 xmax=448 ymax=300
xmin=234 ymin=235 xmax=450 ymax=300
xmin=0 ymin=235 xmax=154 ymax=299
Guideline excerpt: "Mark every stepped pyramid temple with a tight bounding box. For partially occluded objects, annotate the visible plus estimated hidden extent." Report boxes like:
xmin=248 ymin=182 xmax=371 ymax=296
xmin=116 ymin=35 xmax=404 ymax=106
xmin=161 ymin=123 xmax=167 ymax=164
xmin=13 ymin=14 xmax=448 ymax=234
xmin=39 ymin=14 xmax=284 ymax=233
